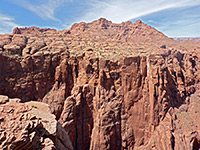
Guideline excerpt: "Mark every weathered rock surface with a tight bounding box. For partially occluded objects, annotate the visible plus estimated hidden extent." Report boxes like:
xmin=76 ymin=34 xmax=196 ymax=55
xmin=0 ymin=18 xmax=200 ymax=149
xmin=138 ymin=91 xmax=200 ymax=150
xmin=0 ymin=96 xmax=73 ymax=150
xmin=57 ymin=49 xmax=200 ymax=150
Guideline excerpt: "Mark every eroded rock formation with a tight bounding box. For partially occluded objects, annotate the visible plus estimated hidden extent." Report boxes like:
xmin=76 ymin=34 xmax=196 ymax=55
xmin=1 ymin=18 xmax=200 ymax=149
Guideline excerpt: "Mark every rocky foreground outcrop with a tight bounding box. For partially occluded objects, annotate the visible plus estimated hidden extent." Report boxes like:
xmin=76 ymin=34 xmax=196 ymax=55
xmin=1 ymin=18 xmax=200 ymax=149
xmin=0 ymin=95 xmax=73 ymax=150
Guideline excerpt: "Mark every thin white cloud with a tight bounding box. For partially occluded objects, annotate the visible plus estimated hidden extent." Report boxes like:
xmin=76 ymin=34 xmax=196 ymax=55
xmin=142 ymin=4 xmax=200 ymax=37
xmin=156 ymin=16 xmax=200 ymax=37
xmin=0 ymin=13 xmax=19 ymax=34
xmin=79 ymin=0 xmax=200 ymax=23
xmin=11 ymin=0 xmax=72 ymax=21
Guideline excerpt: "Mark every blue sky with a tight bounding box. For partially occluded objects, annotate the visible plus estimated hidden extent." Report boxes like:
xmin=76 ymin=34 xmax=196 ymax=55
xmin=0 ymin=0 xmax=200 ymax=37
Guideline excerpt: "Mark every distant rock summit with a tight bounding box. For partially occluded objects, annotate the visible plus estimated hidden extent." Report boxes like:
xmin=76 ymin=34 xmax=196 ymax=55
xmin=1 ymin=18 xmax=200 ymax=150
xmin=13 ymin=18 xmax=171 ymax=44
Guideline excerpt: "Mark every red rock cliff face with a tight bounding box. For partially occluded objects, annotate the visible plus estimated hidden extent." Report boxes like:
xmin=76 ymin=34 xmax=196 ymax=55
xmin=55 ymin=50 xmax=200 ymax=150
xmin=1 ymin=18 xmax=200 ymax=150
xmin=0 ymin=34 xmax=69 ymax=102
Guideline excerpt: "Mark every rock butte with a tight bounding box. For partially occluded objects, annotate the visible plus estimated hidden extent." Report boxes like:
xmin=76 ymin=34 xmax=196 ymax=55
xmin=0 ymin=18 xmax=200 ymax=150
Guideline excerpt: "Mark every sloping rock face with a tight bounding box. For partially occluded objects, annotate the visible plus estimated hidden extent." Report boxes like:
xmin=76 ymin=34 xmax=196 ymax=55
xmin=1 ymin=18 xmax=200 ymax=149
xmin=0 ymin=96 xmax=73 ymax=150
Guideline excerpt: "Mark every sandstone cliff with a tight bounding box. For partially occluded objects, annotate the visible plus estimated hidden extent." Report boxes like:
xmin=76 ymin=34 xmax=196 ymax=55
xmin=0 ymin=18 xmax=200 ymax=150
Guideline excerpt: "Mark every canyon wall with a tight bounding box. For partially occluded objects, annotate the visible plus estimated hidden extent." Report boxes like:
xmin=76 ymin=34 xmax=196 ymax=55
xmin=1 ymin=18 xmax=200 ymax=149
